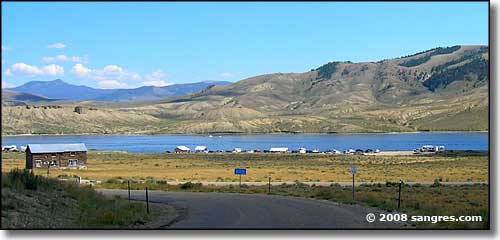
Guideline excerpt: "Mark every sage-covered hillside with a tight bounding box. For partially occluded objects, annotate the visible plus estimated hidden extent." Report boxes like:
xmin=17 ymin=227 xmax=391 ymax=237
xmin=2 ymin=45 xmax=488 ymax=135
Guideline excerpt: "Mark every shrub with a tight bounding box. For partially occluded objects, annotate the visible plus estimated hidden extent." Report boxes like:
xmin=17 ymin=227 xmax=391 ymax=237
xmin=385 ymin=181 xmax=398 ymax=187
xmin=106 ymin=178 xmax=121 ymax=184
xmin=431 ymin=178 xmax=442 ymax=187
xmin=157 ymin=180 xmax=168 ymax=185
xmin=2 ymin=169 xmax=58 ymax=191
xmin=180 ymin=182 xmax=202 ymax=190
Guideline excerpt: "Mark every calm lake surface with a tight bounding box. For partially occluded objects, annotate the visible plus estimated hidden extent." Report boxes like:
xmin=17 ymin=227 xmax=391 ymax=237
xmin=1 ymin=133 xmax=488 ymax=153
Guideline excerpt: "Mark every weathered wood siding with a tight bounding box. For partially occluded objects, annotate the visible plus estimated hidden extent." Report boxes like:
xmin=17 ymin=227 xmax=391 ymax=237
xmin=26 ymin=150 xmax=87 ymax=169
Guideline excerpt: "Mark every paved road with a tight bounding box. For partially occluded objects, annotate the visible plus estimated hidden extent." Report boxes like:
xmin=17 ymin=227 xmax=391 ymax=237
xmin=157 ymin=181 xmax=487 ymax=187
xmin=99 ymin=189 xmax=407 ymax=229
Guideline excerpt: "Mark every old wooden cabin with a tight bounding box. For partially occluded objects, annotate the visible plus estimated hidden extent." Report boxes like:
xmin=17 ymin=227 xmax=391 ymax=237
xmin=74 ymin=106 xmax=87 ymax=114
xmin=26 ymin=143 xmax=88 ymax=169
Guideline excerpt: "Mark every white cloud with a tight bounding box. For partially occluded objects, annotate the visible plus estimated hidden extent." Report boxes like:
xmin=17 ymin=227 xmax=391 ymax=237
xmin=47 ymin=43 xmax=66 ymax=49
xmin=94 ymin=65 xmax=140 ymax=81
xmin=71 ymin=64 xmax=141 ymax=85
xmin=103 ymin=65 xmax=123 ymax=72
xmin=41 ymin=64 xmax=64 ymax=76
xmin=57 ymin=55 xmax=75 ymax=62
xmin=2 ymin=80 xmax=16 ymax=88
xmin=144 ymin=70 xmax=167 ymax=81
xmin=142 ymin=70 xmax=171 ymax=87
xmin=142 ymin=80 xmax=172 ymax=87
xmin=2 ymin=45 xmax=10 ymax=51
xmin=220 ymin=72 xmax=234 ymax=78
xmin=9 ymin=63 xmax=43 ymax=76
xmin=98 ymin=80 xmax=129 ymax=89
xmin=41 ymin=56 xmax=55 ymax=63
xmin=71 ymin=63 xmax=92 ymax=77
xmin=5 ymin=62 xmax=64 ymax=77
xmin=42 ymin=54 xmax=85 ymax=63
xmin=131 ymin=73 xmax=141 ymax=80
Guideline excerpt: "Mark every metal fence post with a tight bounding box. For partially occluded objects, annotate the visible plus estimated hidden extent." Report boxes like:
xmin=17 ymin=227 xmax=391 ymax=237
xmin=352 ymin=173 xmax=355 ymax=201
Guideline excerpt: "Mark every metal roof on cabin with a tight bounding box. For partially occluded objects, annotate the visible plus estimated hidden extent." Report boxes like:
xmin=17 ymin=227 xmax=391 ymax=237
xmin=27 ymin=143 xmax=87 ymax=153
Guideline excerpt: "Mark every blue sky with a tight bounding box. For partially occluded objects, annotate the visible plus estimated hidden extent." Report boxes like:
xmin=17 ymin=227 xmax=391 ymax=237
xmin=1 ymin=2 xmax=488 ymax=89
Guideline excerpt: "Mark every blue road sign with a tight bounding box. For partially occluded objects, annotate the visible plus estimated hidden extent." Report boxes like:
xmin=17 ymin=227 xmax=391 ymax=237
xmin=234 ymin=168 xmax=246 ymax=175
xmin=351 ymin=166 xmax=357 ymax=174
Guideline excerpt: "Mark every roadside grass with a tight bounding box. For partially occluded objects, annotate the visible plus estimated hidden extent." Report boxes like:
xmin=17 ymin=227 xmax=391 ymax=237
xmin=1 ymin=169 xmax=156 ymax=229
xmin=97 ymin=181 xmax=489 ymax=229
xmin=1 ymin=151 xmax=489 ymax=183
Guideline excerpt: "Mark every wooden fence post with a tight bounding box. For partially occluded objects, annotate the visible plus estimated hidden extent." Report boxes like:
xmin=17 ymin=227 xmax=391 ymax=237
xmin=268 ymin=176 xmax=271 ymax=194
xmin=146 ymin=187 xmax=150 ymax=214
xmin=128 ymin=180 xmax=131 ymax=203
xmin=398 ymin=180 xmax=402 ymax=209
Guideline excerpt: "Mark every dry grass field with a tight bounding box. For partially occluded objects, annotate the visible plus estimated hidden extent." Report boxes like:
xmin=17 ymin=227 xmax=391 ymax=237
xmin=1 ymin=151 xmax=488 ymax=183
xmin=1 ymin=151 xmax=489 ymax=229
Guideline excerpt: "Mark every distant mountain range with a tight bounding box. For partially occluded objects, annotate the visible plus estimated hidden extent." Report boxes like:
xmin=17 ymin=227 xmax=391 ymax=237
xmin=2 ymin=45 xmax=489 ymax=135
xmin=5 ymin=79 xmax=232 ymax=103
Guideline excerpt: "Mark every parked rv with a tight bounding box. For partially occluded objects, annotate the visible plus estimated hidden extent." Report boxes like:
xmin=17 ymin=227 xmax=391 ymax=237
xmin=2 ymin=145 xmax=18 ymax=152
xmin=232 ymin=148 xmax=242 ymax=153
xmin=175 ymin=146 xmax=191 ymax=153
xmin=195 ymin=146 xmax=208 ymax=153
xmin=354 ymin=149 xmax=365 ymax=155
xmin=269 ymin=147 xmax=288 ymax=153
xmin=327 ymin=149 xmax=340 ymax=154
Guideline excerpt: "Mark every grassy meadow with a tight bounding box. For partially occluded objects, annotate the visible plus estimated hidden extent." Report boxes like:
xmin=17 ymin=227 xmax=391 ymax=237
xmin=1 ymin=151 xmax=488 ymax=183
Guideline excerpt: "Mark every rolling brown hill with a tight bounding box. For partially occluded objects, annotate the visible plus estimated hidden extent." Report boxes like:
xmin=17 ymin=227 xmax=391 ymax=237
xmin=1 ymin=90 xmax=55 ymax=106
xmin=2 ymin=45 xmax=489 ymax=135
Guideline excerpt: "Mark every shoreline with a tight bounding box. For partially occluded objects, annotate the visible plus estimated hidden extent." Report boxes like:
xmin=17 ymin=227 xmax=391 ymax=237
xmin=1 ymin=130 xmax=489 ymax=137
xmin=1 ymin=150 xmax=489 ymax=155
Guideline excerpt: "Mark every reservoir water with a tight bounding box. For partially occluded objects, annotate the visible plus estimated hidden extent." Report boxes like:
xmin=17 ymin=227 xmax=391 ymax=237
xmin=1 ymin=132 xmax=488 ymax=153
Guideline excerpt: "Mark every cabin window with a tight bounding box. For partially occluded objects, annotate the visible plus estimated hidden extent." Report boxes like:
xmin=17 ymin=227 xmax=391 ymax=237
xmin=35 ymin=160 xmax=42 ymax=168
xmin=68 ymin=159 xmax=78 ymax=167
xmin=49 ymin=161 xmax=58 ymax=167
